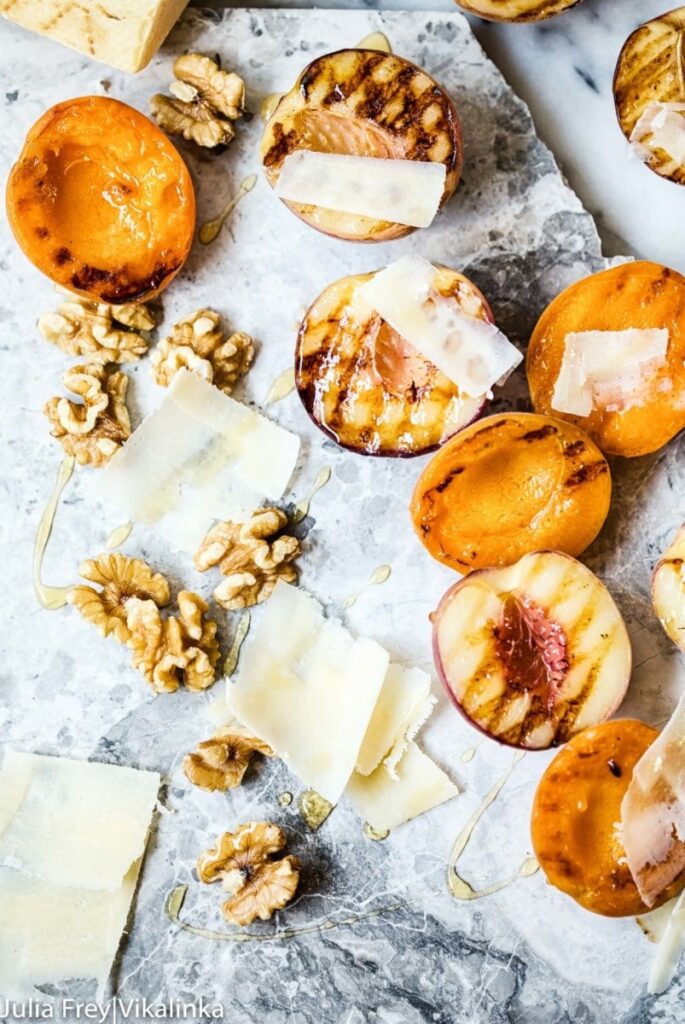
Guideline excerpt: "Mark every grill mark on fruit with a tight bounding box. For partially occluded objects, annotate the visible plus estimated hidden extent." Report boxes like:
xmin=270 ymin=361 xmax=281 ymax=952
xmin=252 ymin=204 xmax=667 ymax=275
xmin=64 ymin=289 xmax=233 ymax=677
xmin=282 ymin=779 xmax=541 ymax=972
xmin=521 ymin=424 xmax=558 ymax=442
xmin=54 ymin=246 xmax=72 ymax=265
xmin=35 ymin=226 xmax=49 ymax=239
xmin=69 ymin=260 xmax=179 ymax=303
xmin=563 ymin=440 xmax=586 ymax=457
xmin=565 ymin=462 xmax=608 ymax=487
xmin=434 ymin=466 xmax=464 ymax=494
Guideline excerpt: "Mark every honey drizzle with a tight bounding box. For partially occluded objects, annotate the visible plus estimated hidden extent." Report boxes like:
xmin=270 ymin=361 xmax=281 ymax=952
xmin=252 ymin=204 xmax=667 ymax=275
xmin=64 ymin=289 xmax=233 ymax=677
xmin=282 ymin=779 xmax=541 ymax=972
xmin=448 ymin=751 xmax=539 ymax=901
xmin=199 ymin=174 xmax=257 ymax=245
xmin=293 ymin=466 xmax=332 ymax=523
xmin=341 ymin=564 xmax=392 ymax=609
xmin=363 ymin=823 xmax=390 ymax=842
xmin=460 ymin=747 xmax=476 ymax=764
xmin=105 ymin=521 xmax=133 ymax=550
xmin=33 ymin=456 xmax=76 ymax=610
xmin=260 ymin=92 xmax=284 ymax=123
xmin=357 ymin=31 xmax=392 ymax=52
xmin=165 ymin=884 xmax=406 ymax=942
xmin=298 ymin=789 xmax=334 ymax=831
xmin=223 ymin=610 xmax=251 ymax=677
xmin=264 ymin=367 xmax=296 ymax=406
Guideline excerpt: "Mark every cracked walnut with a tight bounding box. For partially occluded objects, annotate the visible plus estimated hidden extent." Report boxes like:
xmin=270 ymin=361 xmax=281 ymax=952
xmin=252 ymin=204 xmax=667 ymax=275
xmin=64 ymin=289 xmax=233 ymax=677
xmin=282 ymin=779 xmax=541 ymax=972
xmin=126 ymin=591 xmax=220 ymax=694
xmin=151 ymin=309 xmax=254 ymax=394
xmin=194 ymin=507 xmax=301 ymax=611
xmin=151 ymin=54 xmax=244 ymax=149
xmin=39 ymin=287 xmax=156 ymax=364
xmin=44 ymin=363 xmax=131 ymax=467
xmin=69 ymin=553 xmax=170 ymax=644
xmin=183 ymin=728 xmax=273 ymax=791
xmin=197 ymin=822 xmax=300 ymax=926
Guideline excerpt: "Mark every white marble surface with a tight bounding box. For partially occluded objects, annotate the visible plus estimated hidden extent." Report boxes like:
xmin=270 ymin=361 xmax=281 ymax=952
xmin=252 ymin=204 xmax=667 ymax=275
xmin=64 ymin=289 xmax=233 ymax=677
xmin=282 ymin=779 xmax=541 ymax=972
xmin=200 ymin=0 xmax=685 ymax=272
xmin=0 ymin=6 xmax=684 ymax=1024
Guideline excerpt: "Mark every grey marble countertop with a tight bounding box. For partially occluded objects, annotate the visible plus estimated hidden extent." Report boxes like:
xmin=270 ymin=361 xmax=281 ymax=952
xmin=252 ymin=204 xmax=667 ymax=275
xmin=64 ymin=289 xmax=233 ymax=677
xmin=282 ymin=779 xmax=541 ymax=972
xmin=197 ymin=0 xmax=685 ymax=272
xmin=1 ymin=4 xmax=684 ymax=1024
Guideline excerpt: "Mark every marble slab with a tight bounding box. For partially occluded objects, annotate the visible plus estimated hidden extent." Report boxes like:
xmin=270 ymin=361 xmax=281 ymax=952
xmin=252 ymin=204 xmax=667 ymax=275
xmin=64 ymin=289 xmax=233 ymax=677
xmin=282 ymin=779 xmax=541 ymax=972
xmin=0 ymin=7 xmax=683 ymax=1024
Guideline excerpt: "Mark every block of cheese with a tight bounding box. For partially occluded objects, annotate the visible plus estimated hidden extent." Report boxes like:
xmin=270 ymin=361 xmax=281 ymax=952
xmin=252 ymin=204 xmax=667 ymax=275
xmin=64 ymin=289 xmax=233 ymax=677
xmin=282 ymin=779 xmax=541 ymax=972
xmin=0 ymin=750 xmax=159 ymax=999
xmin=274 ymin=151 xmax=446 ymax=228
xmin=552 ymin=327 xmax=669 ymax=416
xmin=355 ymin=663 xmax=432 ymax=776
xmin=227 ymin=580 xmax=389 ymax=804
xmin=346 ymin=741 xmax=459 ymax=833
xmin=359 ymin=255 xmax=522 ymax=398
xmin=99 ymin=369 xmax=300 ymax=552
xmin=631 ymin=102 xmax=685 ymax=167
xmin=0 ymin=0 xmax=189 ymax=74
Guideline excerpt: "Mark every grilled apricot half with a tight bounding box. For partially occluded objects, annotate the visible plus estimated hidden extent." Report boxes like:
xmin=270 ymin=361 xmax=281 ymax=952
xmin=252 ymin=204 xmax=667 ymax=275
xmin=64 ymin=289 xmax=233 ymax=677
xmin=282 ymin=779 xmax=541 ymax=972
xmin=296 ymin=264 xmax=493 ymax=456
xmin=453 ymin=0 xmax=582 ymax=22
xmin=410 ymin=412 xmax=610 ymax=571
xmin=260 ymin=49 xmax=461 ymax=242
xmin=6 ymin=96 xmax=195 ymax=303
xmin=433 ymin=552 xmax=631 ymax=751
xmin=527 ymin=262 xmax=685 ymax=457
xmin=532 ymin=720 xmax=685 ymax=915
xmin=614 ymin=6 xmax=685 ymax=185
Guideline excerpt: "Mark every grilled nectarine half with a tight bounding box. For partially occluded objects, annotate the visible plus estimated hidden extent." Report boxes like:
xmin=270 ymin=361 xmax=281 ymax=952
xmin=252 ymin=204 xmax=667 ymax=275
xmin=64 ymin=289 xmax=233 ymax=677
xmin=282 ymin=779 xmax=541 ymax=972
xmin=296 ymin=264 xmax=494 ymax=456
xmin=453 ymin=0 xmax=582 ymax=22
xmin=410 ymin=412 xmax=610 ymax=570
xmin=260 ymin=49 xmax=461 ymax=242
xmin=6 ymin=96 xmax=195 ymax=303
xmin=432 ymin=551 xmax=631 ymax=750
xmin=532 ymin=720 xmax=685 ymax=916
xmin=527 ymin=262 xmax=685 ymax=457
xmin=653 ymin=524 xmax=685 ymax=651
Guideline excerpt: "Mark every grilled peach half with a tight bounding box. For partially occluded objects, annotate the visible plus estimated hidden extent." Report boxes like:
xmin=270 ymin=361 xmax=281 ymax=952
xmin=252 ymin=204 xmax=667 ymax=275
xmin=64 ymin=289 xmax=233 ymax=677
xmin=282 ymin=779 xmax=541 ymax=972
xmin=614 ymin=7 xmax=685 ymax=185
xmin=432 ymin=551 xmax=631 ymax=750
xmin=527 ymin=262 xmax=685 ymax=457
xmin=260 ymin=49 xmax=461 ymax=242
xmin=453 ymin=0 xmax=582 ymax=22
xmin=532 ymin=720 xmax=685 ymax=915
xmin=296 ymin=264 xmax=494 ymax=456
xmin=6 ymin=96 xmax=195 ymax=303
xmin=653 ymin=524 xmax=685 ymax=651
xmin=410 ymin=412 xmax=610 ymax=570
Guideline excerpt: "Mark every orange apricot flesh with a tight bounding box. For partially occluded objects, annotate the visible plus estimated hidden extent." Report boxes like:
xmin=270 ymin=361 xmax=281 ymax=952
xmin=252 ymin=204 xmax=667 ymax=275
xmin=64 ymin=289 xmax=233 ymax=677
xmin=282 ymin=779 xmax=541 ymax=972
xmin=410 ymin=412 xmax=611 ymax=572
xmin=6 ymin=96 xmax=195 ymax=303
xmin=527 ymin=261 xmax=685 ymax=457
xmin=531 ymin=719 xmax=685 ymax=916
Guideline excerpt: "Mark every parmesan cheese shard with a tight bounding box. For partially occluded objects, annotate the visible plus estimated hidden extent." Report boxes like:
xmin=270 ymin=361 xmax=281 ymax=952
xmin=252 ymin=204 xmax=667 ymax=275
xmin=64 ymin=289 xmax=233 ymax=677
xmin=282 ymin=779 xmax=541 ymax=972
xmin=227 ymin=580 xmax=389 ymax=804
xmin=355 ymin=664 xmax=432 ymax=776
xmin=346 ymin=741 xmax=459 ymax=833
xmin=0 ymin=0 xmax=190 ymax=74
xmin=274 ymin=152 xmax=446 ymax=228
xmin=99 ymin=369 xmax=300 ymax=552
xmin=359 ymin=255 xmax=522 ymax=398
xmin=630 ymin=102 xmax=685 ymax=168
xmin=621 ymin=694 xmax=685 ymax=908
xmin=0 ymin=750 xmax=159 ymax=999
xmin=552 ymin=328 xmax=669 ymax=416
xmin=648 ymin=889 xmax=685 ymax=994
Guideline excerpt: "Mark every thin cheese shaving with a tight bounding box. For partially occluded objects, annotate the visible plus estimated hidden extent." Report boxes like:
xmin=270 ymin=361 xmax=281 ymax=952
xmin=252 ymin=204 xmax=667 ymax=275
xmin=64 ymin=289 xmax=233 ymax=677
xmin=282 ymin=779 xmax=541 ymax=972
xmin=359 ymin=255 xmax=521 ymax=398
xmin=355 ymin=664 xmax=432 ymax=776
xmin=630 ymin=102 xmax=685 ymax=167
xmin=274 ymin=151 xmax=446 ymax=227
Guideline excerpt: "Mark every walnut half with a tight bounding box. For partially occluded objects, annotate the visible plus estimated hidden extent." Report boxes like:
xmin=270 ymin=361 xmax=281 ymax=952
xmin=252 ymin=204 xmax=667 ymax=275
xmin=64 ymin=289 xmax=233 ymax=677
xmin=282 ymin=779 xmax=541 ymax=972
xmin=183 ymin=728 xmax=273 ymax=791
xmin=44 ymin=363 xmax=131 ymax=467
xmin=126 ymin=591 xmax=220 ymax=694
xmin=197 ymin=822 xmax=300 ymax=926
xmin=151 ymin=309 xmax=253 ymax=394
xmin=69 ymin=553 xmax=170 ymax=644
xmin=39 ymin=287 xmax=156 ymax=364
xmin=151 ymin=54 xmax=245 ymax=149
xmin=195 ymin=508 xmax=301 ymax=611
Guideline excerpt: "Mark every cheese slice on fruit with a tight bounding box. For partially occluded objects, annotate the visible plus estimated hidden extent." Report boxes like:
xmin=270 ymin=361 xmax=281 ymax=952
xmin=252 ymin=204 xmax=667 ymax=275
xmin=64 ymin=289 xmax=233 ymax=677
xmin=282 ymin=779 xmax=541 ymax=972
xmin=0 ymin=0 xmax=189 ymax=73
xmin=346 ymin=741 xmax=458 ymax=833
xmin=621 ymin=694 xmax=685 ymax=908
xmin=227 ymin=581 xmax=389 ymax=804
xmin=355 ymin=664 xmax=432 ymax=776
xmin=630 ymin=102 xmax=685 ymax=167
xmin=99 ymin=369 xmax=300 ymax=552
xmin=552 ymin=328 xmax=669 ymax=416
xmin=649 ymin=889 xmax=685 ymax=994
xmin=274 ymin=152 xmax=446 ymax=228
xmin=0 ymin=750 xmax=159 ymax=998
xmin=359 ymin=255 xmax=521 ymax=398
